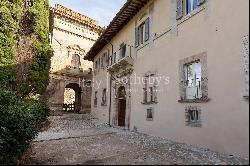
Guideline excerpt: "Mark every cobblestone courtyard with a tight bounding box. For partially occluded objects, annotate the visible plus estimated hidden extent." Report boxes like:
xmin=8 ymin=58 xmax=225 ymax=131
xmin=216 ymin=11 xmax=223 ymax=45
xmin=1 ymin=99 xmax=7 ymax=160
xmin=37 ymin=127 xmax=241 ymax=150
xmin=21 ymin=114 xmax=249 ymax=165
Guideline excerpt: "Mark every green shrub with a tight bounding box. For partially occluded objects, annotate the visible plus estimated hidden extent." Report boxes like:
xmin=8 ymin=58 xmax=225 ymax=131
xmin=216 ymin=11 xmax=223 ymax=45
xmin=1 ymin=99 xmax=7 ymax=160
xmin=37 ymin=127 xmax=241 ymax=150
xmin=0 ymin=90 xmax=50 ymax=165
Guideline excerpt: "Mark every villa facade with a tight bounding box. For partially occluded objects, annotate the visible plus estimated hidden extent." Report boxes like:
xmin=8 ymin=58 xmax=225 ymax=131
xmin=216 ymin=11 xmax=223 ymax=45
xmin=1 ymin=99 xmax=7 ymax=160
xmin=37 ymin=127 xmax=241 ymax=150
xmin=84 ymin=0 xmax=249 ymax=157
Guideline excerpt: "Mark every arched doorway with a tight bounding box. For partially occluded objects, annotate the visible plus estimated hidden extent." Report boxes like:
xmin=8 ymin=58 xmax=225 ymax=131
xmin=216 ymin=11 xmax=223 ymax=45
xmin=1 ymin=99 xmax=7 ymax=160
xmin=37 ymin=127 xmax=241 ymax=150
xmin=64 ymin=83 xmax=82 ymax=112
xmin=117 ymin=86 xmax=126 ymax=127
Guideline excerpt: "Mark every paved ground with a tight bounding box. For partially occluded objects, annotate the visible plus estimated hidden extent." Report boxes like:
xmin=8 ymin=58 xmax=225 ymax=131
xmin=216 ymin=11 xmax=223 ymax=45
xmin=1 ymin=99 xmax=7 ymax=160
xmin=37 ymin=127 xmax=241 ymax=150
xmin=21 ymin=114 xmax=249 ymax=165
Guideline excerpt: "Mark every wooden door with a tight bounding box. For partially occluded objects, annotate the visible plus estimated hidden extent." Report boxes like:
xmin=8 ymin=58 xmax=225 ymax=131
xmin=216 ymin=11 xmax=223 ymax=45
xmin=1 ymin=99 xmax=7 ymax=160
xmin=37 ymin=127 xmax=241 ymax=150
xmin=118 ymin=99 xmax=126 ymax=127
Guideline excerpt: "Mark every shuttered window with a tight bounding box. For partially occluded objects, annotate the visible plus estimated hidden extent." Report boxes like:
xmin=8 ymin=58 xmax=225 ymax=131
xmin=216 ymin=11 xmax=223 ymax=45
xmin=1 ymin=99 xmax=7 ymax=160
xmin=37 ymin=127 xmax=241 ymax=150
xmin=135 ymin=17 xmax=150 ymax=47
xmin=143 ymin=77 xmax=148 ymax=103
xmin=139 ymin=24 xmax=144 ymax=45
xmin=106 ymin=50 xmax=110 ymax=67
xmin=176 ymin=0 xmax=183 ymax=20
xmin=142 ymin=74 xmax=158 ymax=104
xmin=145 ymin=18 xmax=150 ymax=42
xmin=135 ymin=28 xmax=139 ymax=47
xmin=177 ymin=0 xmax=206 ymax=20
xmin=119 ymin=43 xmax=126 ymax=59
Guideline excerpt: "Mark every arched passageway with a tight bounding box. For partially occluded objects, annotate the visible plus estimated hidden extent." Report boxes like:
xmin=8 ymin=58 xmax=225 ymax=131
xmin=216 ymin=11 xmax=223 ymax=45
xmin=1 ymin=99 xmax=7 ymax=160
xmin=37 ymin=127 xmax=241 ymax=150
xmin=64 ymin=83 xmax=82 ymax=112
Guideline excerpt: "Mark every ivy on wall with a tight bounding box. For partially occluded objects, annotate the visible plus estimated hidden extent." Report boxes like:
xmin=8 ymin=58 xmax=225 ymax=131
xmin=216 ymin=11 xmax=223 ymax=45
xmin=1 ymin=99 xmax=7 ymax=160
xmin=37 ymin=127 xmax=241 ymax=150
xmin=0 ymin=0 xmax=53 ymax=96
xmin=0 ymin=0 xmax=22 ymax=89
xmin=21 ymin=0 xmax=53 ymax=96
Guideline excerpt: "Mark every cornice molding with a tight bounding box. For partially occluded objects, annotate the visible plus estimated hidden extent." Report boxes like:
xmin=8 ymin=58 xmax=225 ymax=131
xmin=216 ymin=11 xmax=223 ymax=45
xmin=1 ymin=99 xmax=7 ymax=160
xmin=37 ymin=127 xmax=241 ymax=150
xmin=54 ymin=27 xmax=97 ymax=42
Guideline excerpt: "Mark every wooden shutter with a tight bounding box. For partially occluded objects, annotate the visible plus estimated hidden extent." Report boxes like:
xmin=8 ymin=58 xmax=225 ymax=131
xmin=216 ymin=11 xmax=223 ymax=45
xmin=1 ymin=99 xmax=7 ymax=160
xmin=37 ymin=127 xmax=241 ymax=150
xmin=135 ymin=27 xmax=139 ymax=47
xmin=139 ymin=25 xmax=144 ymax=44
xmin=98 ymin=58 xmax=100 ymax=70
xmin=197 ymin=0 xmax=205 ymax=6
xmin=176 ymin=0 xmax=183 ymax=20
xmin=145 ymin=18 xmax=150 ymax=42
xmin=101 ymin=55 xmax=103 ymax=69
xmin=106 ymin=51 xmax=110 ymax=67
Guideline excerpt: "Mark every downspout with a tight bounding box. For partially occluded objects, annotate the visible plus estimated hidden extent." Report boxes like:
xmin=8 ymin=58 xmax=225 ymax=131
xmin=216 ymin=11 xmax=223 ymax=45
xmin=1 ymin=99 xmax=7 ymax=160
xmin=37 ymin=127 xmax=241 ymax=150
xmin=109 ymin=45 xmax=113 ymax=127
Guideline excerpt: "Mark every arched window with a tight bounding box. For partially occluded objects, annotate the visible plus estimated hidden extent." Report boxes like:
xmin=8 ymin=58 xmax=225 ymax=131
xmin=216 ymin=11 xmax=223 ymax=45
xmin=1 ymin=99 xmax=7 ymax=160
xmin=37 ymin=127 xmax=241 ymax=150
xmin=71 ymin=54 xmax=81 ymax=68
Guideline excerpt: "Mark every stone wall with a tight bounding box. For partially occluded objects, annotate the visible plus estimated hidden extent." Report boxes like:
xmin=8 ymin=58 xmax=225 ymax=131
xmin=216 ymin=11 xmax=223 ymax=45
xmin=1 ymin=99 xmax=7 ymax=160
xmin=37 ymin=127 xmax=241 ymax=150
xmin=47 ymin=4 xmax=103 ymax=113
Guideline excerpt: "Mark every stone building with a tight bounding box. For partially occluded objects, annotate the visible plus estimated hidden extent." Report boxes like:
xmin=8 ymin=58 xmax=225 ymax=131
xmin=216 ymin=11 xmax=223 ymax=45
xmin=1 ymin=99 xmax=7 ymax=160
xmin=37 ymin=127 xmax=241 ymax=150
xmin=46 ymin=4 xmax=104 ymax=113
xmin=84 ymin=0 xmax=249 ymax=157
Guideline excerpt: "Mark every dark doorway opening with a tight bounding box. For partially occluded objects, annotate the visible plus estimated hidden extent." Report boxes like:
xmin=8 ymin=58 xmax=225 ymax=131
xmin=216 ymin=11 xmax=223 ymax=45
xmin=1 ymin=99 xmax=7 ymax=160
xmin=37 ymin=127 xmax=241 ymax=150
xmin=64 ymin=83 xmax=82 ymax=113
xmin=117 ymin=86 xmax=126 ymax=127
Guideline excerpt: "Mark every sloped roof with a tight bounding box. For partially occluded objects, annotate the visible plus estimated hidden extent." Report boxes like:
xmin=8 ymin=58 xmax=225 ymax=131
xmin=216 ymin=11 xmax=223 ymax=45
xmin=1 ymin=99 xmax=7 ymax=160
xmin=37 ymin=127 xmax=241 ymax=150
xmin=84 ymin=0 xmax=149 ymax=61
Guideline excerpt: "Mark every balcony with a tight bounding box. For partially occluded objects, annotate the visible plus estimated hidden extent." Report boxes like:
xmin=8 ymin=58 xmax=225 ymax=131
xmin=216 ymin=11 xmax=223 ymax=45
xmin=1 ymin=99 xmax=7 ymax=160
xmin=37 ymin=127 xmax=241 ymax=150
xmin=51 ymin=65 xmax=86 ymax=77
xmin=107 ymin=45 xmax=134 ymax=73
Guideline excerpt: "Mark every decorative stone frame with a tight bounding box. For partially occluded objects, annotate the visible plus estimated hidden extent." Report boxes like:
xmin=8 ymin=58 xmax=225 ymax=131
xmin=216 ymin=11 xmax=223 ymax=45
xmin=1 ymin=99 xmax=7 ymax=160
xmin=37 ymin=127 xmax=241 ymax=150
xmin=185 ymin=106 xmax=202 ymax=127
xmin=179 ymin=52 xmax=209 ymax=103
xmin=111 ymin=70 xmax=133 ymax=130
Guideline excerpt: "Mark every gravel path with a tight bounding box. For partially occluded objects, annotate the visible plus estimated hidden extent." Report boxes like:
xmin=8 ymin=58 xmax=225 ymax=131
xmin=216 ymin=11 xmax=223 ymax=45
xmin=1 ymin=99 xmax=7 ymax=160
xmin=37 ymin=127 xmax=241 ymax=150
xmin=21 ymin=114 xmax=249 ymax=165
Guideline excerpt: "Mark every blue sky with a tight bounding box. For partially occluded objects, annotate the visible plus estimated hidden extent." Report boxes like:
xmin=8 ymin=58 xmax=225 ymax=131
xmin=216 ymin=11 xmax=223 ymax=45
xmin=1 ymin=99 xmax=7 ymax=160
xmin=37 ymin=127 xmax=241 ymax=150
xmin=49 ymin=0 xmax=126 ymax=27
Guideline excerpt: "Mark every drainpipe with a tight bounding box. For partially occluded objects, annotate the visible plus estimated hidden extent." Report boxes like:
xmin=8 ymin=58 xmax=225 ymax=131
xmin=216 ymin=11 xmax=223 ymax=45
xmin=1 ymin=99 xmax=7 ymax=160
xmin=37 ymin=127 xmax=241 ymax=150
xmin=101 ymin=38 xmax=113 ymax=127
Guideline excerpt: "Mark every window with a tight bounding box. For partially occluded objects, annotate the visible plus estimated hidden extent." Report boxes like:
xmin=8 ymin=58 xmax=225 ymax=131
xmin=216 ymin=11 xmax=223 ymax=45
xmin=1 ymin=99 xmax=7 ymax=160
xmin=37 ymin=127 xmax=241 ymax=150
xmin=184 ymin=61 xmax=202 ymax=100
xmin=146 ymin=108 xmax=154 ymax=121
xmin=71 ymin=54 xmax=81 ymax=69
xmin=101 ymin=54 xmax=105 ymax=69
xmin=94 ymin=57 xmax=101 ymax=73
xmin=94 ymin=91 xmax=98 ymax=107
xmin=149 ymin=87 xmax=154 ymax=102
xmin=186 ymin=0 xmax=199 ymax=14
xmin=179 ymin=52 xmax=209 ymax=102
xmin=135 ymin=18 xmax=150 ymax=47
xmin=142 ymin=74 xmax=157 ymax=104
xmin=95 ymin=61 xmax=98 ymax=71
xmin=98 ymin=57 xmax=101 ymax=70
xmin=106 ymin=50 xmax=110 ymax=67
xmin=185 ymin=106 xmax=201 ymax=127
xmin=176 ymin=0 xmax=206 ymax=20
xmin=119 ymin=43 xmax=127 ymax=59
xmin=113 ymin=52 xmax=117 ymax=64
xmin=100 ymin=52 xmax=109 ymax=69
xmin=101 ymin=89 xmax=107 ymax=106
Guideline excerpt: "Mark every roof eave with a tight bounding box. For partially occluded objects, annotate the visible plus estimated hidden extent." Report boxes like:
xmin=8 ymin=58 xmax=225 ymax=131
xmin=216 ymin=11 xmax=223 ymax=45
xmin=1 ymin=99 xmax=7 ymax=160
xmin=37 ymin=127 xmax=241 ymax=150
xmin=84 ymin=0 xmax=149 ymax=61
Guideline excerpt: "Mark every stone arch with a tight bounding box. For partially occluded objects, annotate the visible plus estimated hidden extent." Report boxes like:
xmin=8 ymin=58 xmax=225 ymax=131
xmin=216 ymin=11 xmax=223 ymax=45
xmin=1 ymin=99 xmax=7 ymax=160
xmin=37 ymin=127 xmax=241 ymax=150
xmin=64 ymin=83 xmax=82 ymax=112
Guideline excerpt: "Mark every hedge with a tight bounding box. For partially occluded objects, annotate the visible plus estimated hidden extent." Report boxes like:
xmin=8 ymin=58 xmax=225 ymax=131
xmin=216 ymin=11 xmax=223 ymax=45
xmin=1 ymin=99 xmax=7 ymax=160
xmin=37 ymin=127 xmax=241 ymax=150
xmin=0 ymin=90 xmax=50 ymax=164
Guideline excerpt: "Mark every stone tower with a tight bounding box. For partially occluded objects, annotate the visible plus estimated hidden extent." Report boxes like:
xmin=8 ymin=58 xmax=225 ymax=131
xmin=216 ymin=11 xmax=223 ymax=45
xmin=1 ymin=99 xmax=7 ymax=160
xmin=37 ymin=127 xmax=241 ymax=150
xmin=47 ymin=4 xmax=104 ymax=113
